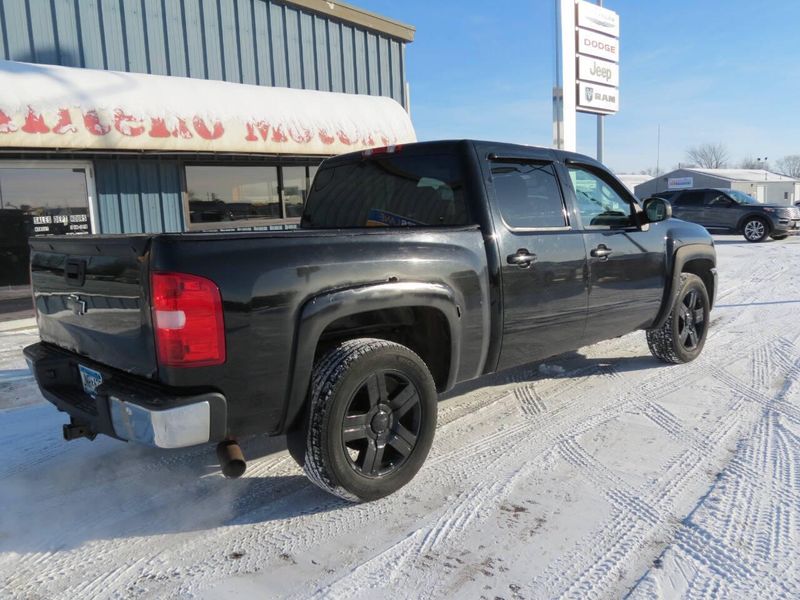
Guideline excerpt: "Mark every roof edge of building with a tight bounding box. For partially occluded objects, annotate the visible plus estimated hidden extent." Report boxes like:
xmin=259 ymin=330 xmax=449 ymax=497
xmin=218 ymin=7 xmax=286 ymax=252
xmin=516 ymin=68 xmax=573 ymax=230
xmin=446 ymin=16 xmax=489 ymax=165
xmin=280 ymin=0 xmax=415 ymax=42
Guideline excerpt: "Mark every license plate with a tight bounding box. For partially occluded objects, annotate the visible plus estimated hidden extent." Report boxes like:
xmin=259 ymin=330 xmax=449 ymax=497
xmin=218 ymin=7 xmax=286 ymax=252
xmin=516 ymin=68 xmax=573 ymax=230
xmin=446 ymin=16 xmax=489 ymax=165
xmin=79 ymin=364 xmax=103 ymax=397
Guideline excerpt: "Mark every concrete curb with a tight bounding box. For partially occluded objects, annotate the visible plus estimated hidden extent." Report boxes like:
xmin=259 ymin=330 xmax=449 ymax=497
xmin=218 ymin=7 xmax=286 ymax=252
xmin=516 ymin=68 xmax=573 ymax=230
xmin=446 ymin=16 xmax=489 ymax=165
xmin=0 ymin=318 xmax=37 ymax=333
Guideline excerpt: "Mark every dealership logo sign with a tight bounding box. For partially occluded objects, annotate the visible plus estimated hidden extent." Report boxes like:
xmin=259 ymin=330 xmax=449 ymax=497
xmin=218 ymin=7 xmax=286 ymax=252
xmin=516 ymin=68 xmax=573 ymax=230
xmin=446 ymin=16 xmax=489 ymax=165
xmin=577 ymin=81 xmax=619 ymax=113
xmin=577 ymin=55 xmax=619 ymax=87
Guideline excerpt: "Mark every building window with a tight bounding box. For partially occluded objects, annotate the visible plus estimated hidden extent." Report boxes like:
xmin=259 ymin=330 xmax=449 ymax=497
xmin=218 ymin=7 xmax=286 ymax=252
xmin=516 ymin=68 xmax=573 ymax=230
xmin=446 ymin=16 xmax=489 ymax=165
xmin=185 ymin=164 xmax=321 ymax=228
xmin=282 ymin=166 xmax=309 ymax=218
xmin=186 ymin=165 xmax=280 ymax=225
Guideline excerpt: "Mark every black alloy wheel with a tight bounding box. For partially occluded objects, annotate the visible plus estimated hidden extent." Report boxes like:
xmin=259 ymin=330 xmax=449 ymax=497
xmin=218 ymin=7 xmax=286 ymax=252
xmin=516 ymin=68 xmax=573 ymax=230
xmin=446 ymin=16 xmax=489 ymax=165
xmin=341 ymin=370 xmax=422 ymax=477
xmin=294 ymin=338 xmax=438 ymax=502
xmin=646 ymin=273 xmax=710 ymax=364
xmin=677 ymin=288 xmax=706 ymax=352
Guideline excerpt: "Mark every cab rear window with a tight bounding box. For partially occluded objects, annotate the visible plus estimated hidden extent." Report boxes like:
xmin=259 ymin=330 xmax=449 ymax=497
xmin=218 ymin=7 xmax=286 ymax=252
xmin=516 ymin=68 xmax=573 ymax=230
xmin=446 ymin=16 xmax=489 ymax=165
xmin=301 ymin=153 xmax=470 ymax=228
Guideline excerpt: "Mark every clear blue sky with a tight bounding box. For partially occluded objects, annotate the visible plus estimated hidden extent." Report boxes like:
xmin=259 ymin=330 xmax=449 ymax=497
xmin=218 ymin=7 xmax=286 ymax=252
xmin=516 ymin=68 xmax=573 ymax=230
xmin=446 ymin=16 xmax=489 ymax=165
xmin=358 ymin=0 xmax=800 ymax=173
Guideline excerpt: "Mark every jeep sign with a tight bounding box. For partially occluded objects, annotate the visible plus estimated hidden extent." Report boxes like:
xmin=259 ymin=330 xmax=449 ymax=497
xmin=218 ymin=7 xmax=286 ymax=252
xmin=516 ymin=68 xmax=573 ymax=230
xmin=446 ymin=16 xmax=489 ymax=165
xmin=577 ymin=55 xmax=619 ymax=87
xmin=576 ymin=27 xmax=619 ymax=63
xmin=577 ymin=81 xmax=619 ymax=114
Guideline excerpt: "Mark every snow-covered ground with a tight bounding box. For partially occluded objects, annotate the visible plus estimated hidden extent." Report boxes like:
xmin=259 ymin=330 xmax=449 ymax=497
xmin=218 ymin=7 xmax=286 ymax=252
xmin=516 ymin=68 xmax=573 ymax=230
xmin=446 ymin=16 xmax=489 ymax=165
xmin=0 ymin=236 xmax=798 ymax=599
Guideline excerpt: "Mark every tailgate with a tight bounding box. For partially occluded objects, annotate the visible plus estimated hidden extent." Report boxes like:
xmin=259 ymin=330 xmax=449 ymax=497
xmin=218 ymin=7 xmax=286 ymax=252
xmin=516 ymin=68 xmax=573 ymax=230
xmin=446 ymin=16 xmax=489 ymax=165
xmin=30 ymin=235 xmax=157 ymax=378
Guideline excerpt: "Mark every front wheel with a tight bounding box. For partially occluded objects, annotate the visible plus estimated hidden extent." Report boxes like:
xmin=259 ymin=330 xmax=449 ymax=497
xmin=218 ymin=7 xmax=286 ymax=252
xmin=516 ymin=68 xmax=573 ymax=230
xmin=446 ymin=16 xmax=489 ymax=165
xmin=742 ymin=217 xmax=769 ymax=242
xmin=295 ymin=338 xmax=438 ymax=502
xmin=646 ymin=273 xmax=710 ymax=364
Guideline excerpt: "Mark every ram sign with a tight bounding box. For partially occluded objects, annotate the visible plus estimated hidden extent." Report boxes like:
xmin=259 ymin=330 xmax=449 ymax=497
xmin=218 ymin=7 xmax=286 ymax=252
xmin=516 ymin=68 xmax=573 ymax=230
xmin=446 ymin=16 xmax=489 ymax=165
xmin=575 ymin=1 xmax=620 ymax=115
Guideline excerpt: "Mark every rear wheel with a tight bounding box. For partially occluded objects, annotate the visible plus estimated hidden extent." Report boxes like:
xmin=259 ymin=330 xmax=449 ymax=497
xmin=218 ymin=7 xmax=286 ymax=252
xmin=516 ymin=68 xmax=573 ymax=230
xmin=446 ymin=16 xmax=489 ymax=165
xmin=742 ymin=217 xmax=769 ymax=242
xmin=294 ymin=338 xmax=437 ymax=502
xmin=646 ymin=273 xmax=710 ymax=364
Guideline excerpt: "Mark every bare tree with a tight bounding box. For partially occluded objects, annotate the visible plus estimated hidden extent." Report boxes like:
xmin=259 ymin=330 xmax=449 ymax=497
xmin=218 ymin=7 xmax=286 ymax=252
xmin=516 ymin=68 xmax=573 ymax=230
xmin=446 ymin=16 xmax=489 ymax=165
xmin=639 ymin=167 xmax=663 ymax=176
xmin=685 ymin=143 xmax=729 ymax=169
xmin=739 ymin=156 xmax=760 ymax=169
xmin=776 ymin=155 xmax=800 ymax=178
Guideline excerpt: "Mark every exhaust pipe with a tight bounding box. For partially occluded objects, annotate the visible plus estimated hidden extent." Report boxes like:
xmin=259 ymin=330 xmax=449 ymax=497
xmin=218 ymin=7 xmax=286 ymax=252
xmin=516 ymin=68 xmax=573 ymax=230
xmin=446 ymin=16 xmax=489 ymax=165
xmin=216 ymin=440 xmax=246 ymax=479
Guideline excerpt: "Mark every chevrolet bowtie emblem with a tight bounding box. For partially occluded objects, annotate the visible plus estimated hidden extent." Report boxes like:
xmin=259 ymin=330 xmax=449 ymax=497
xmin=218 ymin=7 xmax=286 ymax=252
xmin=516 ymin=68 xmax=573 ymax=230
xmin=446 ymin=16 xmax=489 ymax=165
xmin=66 ymin=293 xmax=87 ymax=316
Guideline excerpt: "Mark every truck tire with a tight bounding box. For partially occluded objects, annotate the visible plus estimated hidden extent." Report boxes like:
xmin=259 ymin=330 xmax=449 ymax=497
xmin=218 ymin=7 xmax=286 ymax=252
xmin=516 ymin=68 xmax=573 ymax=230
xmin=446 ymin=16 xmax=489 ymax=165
xmin=742 ymin=217 xmax=769 ymax=242
xmin=646 ymin=273 xmax=709 ymax=364
xmin=298 ymin=338 xmax=437 ymax=502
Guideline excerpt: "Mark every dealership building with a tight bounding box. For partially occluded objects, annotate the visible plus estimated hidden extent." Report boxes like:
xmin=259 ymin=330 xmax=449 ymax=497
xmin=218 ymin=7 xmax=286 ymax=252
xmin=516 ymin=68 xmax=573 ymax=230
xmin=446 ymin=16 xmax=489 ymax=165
xmin=634 ymin=168 xmax=800 ymax=205
xmin=0 ymin=0 xmax=415 ymax=288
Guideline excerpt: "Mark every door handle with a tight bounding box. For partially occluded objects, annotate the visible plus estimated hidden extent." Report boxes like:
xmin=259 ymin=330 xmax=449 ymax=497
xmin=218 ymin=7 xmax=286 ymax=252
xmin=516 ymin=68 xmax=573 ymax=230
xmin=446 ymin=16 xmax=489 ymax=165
xmin=507 ymin=249 xmax=537 ymax=267
xmin=590 ymin=245 xmax=612 ymax=260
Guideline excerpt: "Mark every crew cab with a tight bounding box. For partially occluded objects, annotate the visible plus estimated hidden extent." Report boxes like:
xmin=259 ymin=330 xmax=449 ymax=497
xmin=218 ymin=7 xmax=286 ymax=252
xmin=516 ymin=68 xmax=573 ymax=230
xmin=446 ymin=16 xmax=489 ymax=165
xmin=655 ymin=187 xmax=800 ymax=242
xmin=25 ymin=140 xmax=717 ymax=501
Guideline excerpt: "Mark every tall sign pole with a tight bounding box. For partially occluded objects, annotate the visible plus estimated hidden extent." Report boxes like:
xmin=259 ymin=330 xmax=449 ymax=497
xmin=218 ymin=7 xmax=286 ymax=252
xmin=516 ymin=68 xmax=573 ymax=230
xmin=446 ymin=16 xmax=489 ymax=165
xmin=553 ymin=0 xmax=576 ymax=151
xmin=554 ymin=0 xmax=620 ymax=158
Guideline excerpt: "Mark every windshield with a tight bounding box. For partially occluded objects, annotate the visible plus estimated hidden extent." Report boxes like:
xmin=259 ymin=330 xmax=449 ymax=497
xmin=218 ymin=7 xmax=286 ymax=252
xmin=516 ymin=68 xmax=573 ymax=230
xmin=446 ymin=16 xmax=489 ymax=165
xmin=725 ymin=190 xmax=758 ymax=205
xmin=301 ymin=152 xmax=470 ymax=228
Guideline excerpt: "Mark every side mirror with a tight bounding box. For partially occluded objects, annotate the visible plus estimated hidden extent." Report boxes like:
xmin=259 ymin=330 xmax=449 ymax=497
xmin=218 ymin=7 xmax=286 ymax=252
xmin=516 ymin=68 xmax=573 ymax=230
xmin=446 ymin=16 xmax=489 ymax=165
xmin=642 ymin=197 xmax=672 ymax=223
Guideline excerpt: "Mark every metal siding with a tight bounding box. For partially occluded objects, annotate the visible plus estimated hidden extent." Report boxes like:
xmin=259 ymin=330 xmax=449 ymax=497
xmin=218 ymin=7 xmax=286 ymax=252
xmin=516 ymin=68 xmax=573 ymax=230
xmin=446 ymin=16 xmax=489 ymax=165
xmin=28 ymin=0 xmax=58 ymax=64
xmin=340 ymin=23 xmax=355 ymax=94
xmin=183 ymin=0 xmax=207 ymax=79
xmin=237 ymin=0 xmax=257 ymax=84
xmin=99 ymin=0 xmax=126 ymax=71
xmin=219 ymin=0 xmax=240 ymax=82
xmin=138 ymin=160 xmax=163 ymax=232
xmin=117 ymin=161 xmax=144 ymax=232
xmin=313 ymin=15 xmax=329 ymax=91
xmin=163 ymin=0 xmax=188 ymax=76
xmin=299 ymin=10 xmax=315 ymax=88
xmin=390 ymin=39 xmax=402 ymax=103
xmin=94 ymin=159 xmax=122 ymax=233
xmin=0 ymin=1 xmax=7 ymax=59
xmin=366 ymin=32 xmax=378 ymax=95
xmin=268 ymin=2 xmax=287 ymax=87
xmin=200 ymin=0 xmax=224 ymax=81
xmin=284 ymin=5 xmax=302 ymax=88
xmin=378 ymin=35 xmax=390 ymax=97
xmin=4 ymin=0 xmax=32 ymax=61
xmin=121 ymin=0 xmax=148 ymax=73
xmin=6 ymin=1 xmax=408 ymax=104
xmin=143 ymin=0 xmax=168 ymax=75
xmin=353 ymin=28 xmax=367 ymax=94
xmin=158 ymin=160 xmax=184 ymax=232
xmin=52 ymin=0 xmax=83 ymax=67
xmin=327 ymin=20 xmax=342 ymax=93
xmin=253 ymin=0 xmax=272 ymax=85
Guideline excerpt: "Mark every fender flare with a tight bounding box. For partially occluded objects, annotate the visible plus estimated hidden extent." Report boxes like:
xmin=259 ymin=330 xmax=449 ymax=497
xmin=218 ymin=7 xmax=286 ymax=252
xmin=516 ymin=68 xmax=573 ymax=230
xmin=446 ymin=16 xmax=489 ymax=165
xmin=651 ymin=243 xmax=716 ymax=329
xmin=279 ymin=281 xmax=462 ymax=433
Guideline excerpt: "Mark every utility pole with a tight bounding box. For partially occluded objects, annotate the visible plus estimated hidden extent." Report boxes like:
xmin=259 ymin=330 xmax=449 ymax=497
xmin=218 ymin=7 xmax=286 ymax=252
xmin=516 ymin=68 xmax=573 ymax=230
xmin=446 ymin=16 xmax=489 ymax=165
xmin=656 ymin=124 xmax=661 ymax=175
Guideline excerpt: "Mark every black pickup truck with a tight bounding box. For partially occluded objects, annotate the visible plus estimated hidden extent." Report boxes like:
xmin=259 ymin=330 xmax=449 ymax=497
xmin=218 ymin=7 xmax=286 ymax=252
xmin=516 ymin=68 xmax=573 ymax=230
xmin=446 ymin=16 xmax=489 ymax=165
xmin=25 ymin=140 xmax=717 ymax=501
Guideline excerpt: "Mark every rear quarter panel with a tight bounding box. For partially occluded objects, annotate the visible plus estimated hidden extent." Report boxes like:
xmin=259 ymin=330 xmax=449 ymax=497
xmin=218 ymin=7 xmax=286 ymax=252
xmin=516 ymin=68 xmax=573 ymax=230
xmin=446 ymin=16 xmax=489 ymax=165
xmin=149 ymin=228 xmax=490 ymax=436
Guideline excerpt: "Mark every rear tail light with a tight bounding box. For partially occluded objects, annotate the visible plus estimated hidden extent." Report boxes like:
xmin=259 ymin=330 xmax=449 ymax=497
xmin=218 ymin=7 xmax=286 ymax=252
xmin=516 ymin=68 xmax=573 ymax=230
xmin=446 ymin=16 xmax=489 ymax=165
xmin=151 ymin=272 xmax=225 ymax=367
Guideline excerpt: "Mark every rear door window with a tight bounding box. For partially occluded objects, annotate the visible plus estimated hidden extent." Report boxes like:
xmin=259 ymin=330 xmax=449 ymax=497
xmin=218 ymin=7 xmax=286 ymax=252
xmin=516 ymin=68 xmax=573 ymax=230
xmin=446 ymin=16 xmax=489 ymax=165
xmin=491 ymin=161 xmax=567 ymax=229
xmin=301 ymin=153 xmax=470 ymax=228
xmin=673 ymin=191 xmax=704 ymax=206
